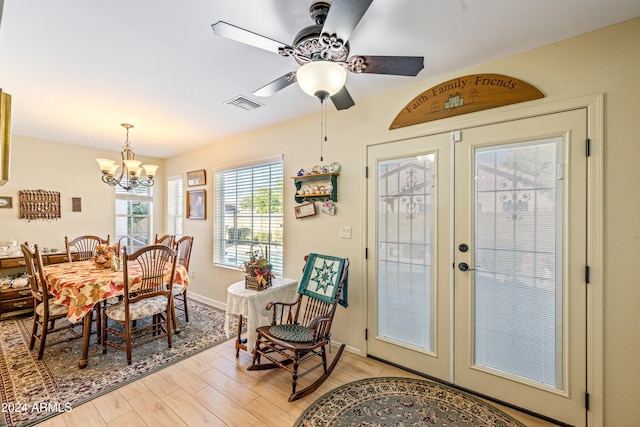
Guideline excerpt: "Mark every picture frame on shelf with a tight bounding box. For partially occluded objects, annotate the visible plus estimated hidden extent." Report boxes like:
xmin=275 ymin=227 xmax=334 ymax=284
xmin=187 ymin=169 xmax=206 ymax=187
xmin=0 ymin=196 xmax=11 ymax=209
xmin=294 ymin=202 xmax=316 ymax=219
xmin=186 ymin=189 xmax=206 ymax=219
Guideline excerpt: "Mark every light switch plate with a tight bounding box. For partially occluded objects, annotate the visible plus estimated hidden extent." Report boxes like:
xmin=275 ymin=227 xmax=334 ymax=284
xmin=340 ymin=226 xmax=352 ymax=239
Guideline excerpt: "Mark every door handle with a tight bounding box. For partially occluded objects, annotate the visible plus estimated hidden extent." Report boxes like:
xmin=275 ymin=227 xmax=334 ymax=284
xmin=458 ymin=262 xmax=475 ymax=272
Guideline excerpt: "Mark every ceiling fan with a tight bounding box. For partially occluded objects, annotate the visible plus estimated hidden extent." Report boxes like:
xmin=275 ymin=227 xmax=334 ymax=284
xmin=211 ymin=0 xmax=424 ymax=110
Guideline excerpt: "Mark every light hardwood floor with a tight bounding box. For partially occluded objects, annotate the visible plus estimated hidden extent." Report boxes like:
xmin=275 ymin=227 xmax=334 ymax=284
xmin=34 ymin=339 xmax=559 ymax=427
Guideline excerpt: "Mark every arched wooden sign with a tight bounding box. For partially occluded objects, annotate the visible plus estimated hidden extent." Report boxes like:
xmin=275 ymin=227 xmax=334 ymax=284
xmin=389 ymin=74 xmax=544 ymax=129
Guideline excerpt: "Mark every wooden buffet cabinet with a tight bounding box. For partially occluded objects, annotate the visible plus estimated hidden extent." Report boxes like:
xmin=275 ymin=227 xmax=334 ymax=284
xmin=0 ymin=251 xmax=77 ymax=319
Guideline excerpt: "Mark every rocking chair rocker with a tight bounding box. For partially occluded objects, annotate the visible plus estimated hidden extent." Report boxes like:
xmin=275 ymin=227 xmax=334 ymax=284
xmin=248 ymin=253 xmax=349 ymax=401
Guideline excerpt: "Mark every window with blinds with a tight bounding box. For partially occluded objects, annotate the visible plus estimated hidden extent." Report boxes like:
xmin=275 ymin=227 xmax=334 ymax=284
xmin=166 ymin=175 xmax=183 ymax=237
xmin=115 ymin=185 xmax=153 ymax=253
xmin=213 ymin=157 xmax=283 ymax=275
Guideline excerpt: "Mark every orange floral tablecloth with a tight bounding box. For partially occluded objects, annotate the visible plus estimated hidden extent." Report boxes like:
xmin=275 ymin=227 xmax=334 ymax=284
xmin=43 ymin=259 xmax=190 ymax=323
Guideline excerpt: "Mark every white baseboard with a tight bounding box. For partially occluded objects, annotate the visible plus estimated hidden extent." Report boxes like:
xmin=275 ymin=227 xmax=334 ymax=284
xmin=187 ymin=291 xmax=226 ymax=311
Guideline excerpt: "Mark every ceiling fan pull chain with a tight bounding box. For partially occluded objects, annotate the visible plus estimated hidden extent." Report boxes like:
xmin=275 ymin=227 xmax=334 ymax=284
xmin=320 ymin=98 xmax=327 ymax=161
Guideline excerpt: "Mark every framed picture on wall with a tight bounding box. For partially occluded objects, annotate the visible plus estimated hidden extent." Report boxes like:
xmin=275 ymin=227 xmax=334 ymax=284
xmin=0 ymin=196 xmax=12 ymax=209
xmin=187 ymin=169 xmax=206 ymax=187
xmin=186 ymin=189 xmax=206 ymax=219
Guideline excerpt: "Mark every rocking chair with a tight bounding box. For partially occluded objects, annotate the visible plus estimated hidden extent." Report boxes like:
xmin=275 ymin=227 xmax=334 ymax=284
xmin=248 ymin=253 xmax=349 ymax=401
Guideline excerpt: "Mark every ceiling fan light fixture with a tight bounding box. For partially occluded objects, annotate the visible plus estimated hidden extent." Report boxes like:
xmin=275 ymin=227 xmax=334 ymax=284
xmin=296 ymin=60 xmax=346 ymax=100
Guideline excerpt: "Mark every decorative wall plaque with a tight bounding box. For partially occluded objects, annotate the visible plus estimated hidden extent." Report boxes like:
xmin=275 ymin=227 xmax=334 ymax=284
xmin=295 ymin=202 xmax=316 ymax=219
xmin=389 ymin=74 xmax=544 ymax=129
xmin=72 ymin=197 xmax=82 ymax=212
xmin=19 ymin=189 xmax=61 ymax=221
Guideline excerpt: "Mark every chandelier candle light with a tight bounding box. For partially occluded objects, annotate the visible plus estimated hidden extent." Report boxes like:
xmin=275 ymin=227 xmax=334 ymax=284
xmin=96 ymin=123 xmax=158 ymax=191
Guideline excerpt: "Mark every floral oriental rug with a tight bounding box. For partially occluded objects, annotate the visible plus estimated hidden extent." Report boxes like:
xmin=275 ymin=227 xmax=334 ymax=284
xmin=294 ymin=376 xmax=525 ymax=427
xmin=0 ymin=299 xmax=237 ymax=427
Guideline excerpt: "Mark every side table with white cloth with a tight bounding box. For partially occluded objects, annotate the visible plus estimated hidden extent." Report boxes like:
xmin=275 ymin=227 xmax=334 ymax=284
xmin=225 ymin=277 xmax=298 ymax=356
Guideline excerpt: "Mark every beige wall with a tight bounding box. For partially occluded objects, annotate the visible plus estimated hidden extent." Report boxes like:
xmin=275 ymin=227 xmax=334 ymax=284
xmin=166 ymin=18 xmax=640 ymax=425
xmin=0 ymin=135 xmax=165 ymax=249
xmin=2 ymin=17 xmax=638 ymax=426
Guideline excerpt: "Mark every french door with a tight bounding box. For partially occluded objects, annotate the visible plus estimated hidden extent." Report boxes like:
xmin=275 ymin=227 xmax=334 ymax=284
xmin=367 ymin=109 xmax=587 ymax=426
xmin=366 ymin=133 xmax=452 ymax=380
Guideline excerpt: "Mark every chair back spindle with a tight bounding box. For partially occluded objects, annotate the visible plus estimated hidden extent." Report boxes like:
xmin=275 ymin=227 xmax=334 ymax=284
xmin=65 ymin=235 xmax=110 ymax=262
xmin=21 ymin=243 xmax=44 ymax=304
xmin=154 ymin=234 xmax=175 ymax=248
xmin=174 ymin=236 xmax=193 ymax=271
xmin=124 ymin=245 xmax=176 ymax=303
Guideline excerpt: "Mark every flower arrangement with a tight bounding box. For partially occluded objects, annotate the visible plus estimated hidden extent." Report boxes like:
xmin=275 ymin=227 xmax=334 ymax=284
xmin=94 ymin=244 xmax=118 ymax=269
xmin=241 ymin=245 xmax=274 ymax=290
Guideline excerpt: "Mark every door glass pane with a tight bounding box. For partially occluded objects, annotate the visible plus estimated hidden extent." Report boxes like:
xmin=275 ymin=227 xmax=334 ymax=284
xmin=377 ymin=155 xmax=435 ymax=351
xmin=474 ymin=137 xmax=563 ymax=389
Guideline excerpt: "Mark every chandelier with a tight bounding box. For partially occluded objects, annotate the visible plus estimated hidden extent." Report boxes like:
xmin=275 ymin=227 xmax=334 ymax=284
xmin=96 ymin=123 xmax=158 ymax=191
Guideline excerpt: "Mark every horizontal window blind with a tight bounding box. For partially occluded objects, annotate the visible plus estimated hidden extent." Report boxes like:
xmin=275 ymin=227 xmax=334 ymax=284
xmin=213 ymin=158 xmax=283 ymax=275
xmin=167 ymin=175 xmax=183 ymax=237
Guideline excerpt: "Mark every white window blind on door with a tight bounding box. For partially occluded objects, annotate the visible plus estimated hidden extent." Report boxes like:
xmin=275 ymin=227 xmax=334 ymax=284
xmin=473 ymin=138 xmax=564 ymax=388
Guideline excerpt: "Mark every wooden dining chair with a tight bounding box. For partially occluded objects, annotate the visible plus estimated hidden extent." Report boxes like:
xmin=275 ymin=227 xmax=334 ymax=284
xmin=171 ymin=235 xmax=193 ymax=330
xmin=155 ymin=234 xmax=175 ymax=247
xmin=64 ymin=234 xmax=112 ymax=338
xmin=248 ymin=253 xmax=350 ymax=401
xmin=101 ymin=244 xmax=177 ymax=365
xmin=65 ymin=235 xmax=110 ymax=262
xmin=21 ymin=243 xmax=81 ymax=360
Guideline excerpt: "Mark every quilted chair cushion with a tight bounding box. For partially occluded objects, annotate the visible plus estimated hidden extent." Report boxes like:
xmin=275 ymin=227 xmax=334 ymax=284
xmin=105 ymin=295 xmax=168 ymax=322
xmin=104 ymin=296 xmax=121 ymax=305
xmin=172 ymin=283 xmax=185 ymax=296
xmin=35 ymin=299 xmax=68 ymax=317
xmin=269 ymin=324 xmax=315 ymax=343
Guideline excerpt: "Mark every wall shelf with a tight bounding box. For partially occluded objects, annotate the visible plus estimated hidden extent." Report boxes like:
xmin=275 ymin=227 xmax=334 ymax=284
xmin=292 ymin=173 xmax=339 ymax=203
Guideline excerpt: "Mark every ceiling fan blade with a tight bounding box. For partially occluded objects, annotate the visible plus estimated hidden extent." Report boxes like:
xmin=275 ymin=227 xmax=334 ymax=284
xmin=330 ymin=86 xmax=355 ymax=110
xmin=252 ymin=72 xmax=297 ymax=97
xmin=321 ymin=0 xmax=373 ymax=44
xmin=348 ymin=55 xmax=425 ymax=76
xmin=211 ymin=21 xmax=290 ymax=54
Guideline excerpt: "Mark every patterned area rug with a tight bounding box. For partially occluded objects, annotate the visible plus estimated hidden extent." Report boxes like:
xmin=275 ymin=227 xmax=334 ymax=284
xmin=0 ymin=299 xmax=237 ymax=427
xmin=294 ymin=376 xmax=525 ymax=427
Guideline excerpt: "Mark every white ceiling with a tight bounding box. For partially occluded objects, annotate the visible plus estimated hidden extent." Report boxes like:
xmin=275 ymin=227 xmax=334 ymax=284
xmin=0 ymin=0 xmax=639 ymax=158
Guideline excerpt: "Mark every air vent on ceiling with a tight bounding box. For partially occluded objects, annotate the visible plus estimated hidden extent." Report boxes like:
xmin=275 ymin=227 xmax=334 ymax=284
xmin=224 ymin=95 xmax=264 ymax=111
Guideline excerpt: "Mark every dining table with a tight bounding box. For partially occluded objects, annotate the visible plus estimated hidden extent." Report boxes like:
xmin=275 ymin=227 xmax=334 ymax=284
xmin=43 ymin=259 xmax=190 ymax=368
